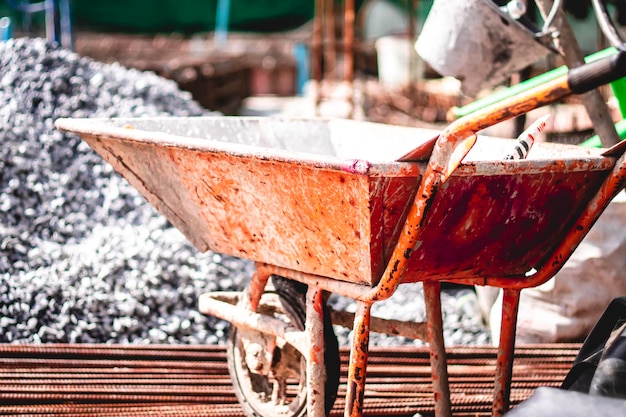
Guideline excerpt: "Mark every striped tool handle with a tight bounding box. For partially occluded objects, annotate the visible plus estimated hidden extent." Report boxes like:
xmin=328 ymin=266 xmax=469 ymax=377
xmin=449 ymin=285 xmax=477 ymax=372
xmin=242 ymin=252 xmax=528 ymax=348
xmin=504 ymin=114 xmax=551 ymax=160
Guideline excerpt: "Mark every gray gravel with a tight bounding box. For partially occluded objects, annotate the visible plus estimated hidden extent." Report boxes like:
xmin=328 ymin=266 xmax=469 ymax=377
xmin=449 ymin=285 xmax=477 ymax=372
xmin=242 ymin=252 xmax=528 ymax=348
xmin=0 ymin=37 xmax=253 ymax=344
xmin=329 ymin=286 xmax=491 ymax=347
xmin=0 ymin=37 xmax=490 ymax=347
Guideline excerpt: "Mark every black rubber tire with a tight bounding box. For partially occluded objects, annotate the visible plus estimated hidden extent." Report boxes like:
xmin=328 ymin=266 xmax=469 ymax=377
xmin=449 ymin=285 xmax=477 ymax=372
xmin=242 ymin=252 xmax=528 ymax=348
xmin=226 ymin=275 xmax=340 ymax=417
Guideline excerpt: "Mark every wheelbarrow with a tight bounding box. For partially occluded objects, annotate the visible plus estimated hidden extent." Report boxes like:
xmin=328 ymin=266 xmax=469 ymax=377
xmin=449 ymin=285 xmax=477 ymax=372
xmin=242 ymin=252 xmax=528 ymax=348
xmin=56 ymin=52 xmax=626 ymax=417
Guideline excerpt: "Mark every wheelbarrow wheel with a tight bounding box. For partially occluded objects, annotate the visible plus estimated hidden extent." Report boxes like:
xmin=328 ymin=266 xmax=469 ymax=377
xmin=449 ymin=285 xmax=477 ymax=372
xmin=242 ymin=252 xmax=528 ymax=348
xmin=226 ymin=275 xmax=340 ymax=417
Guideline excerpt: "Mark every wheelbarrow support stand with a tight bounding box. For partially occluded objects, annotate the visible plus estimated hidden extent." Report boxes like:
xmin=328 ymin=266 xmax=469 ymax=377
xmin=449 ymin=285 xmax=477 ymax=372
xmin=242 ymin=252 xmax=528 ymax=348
xmin=424 ymin=281 xmax=452 ymax=417
xmin=345 ymin=301 xmax=372 ymax=417
xmin=493 ymin=288 xmax=522 ymax=417
xmin=306 ymin=285 xmax=328 ymax=417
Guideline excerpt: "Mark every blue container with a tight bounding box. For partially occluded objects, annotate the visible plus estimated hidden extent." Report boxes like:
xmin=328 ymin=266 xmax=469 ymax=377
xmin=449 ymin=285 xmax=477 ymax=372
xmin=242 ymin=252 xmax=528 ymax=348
xmin=0 ymin=16 xmax=10 ymax=40
xmin=293 ymin=42 xmax=309 ymax=96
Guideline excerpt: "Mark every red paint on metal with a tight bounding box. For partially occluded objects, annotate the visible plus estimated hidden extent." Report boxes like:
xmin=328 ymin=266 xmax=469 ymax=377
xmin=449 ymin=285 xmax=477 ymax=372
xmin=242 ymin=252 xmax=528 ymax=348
xmin=401 ymin=170 xmax=607 ymax=282
xmin=482 ymin=151 xmax=626 ymax=291
xmin=310 ymin=346 xmax=323 ymax=365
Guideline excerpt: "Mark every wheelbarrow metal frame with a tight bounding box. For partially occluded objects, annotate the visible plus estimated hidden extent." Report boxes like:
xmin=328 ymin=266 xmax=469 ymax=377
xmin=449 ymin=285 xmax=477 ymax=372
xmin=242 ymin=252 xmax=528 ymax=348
xmin=57 ymin=52 xmax=626 ymax=417
xmin=202 ymin=66 xmax=626 ymax=417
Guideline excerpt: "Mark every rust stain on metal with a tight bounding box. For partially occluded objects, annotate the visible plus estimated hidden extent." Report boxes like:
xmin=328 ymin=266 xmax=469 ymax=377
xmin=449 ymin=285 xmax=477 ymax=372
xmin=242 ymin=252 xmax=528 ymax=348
xmin=311 ymin=346 xmax=323 ymax=364
xmin=0 ymin=338 xmax=581 ymax=416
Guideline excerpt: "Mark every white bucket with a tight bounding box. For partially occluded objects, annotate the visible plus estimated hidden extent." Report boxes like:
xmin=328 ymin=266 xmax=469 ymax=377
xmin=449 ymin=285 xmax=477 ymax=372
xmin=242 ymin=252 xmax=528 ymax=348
xmin=376 ymin=35 xmax=419 ymax=90
xmin=415 ymin=0 xmax=552 ymax=96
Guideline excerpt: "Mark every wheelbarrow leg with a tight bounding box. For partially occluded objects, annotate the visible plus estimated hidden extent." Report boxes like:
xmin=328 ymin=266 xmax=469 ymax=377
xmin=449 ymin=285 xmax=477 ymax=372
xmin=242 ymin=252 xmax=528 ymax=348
xmin=243 ymin=267 xmax=272 ymax=311
xmin=306 ymin=286 xmax=327 ymax=417
xmin=492 ymin=288 xmax=521 ymax=417
xmin=345 ymin=300 xmax=372 ymax=417
xmin=423 ymin=281 xmax=452 ymax=417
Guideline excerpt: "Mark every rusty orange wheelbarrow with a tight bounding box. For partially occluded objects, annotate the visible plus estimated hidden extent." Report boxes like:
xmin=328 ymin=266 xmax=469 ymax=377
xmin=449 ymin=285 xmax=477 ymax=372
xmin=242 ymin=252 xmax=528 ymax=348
xmin=56 ymin=53 xmax=626 ymax=417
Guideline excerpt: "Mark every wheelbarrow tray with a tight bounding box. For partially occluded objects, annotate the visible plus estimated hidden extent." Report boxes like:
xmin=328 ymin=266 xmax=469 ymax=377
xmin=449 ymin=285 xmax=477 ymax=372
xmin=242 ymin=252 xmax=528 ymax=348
xmin=56 ymin=116 xmax=615 ymax=286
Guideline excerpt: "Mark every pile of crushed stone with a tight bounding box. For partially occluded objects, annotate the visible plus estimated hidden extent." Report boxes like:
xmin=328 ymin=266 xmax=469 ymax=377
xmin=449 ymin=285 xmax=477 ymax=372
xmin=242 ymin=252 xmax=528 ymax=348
xmin=0 ymin=37 xmax=255 ymax=344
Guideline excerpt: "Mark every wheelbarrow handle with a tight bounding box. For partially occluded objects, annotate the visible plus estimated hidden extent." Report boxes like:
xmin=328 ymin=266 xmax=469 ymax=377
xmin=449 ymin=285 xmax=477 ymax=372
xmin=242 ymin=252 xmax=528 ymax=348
xmin=399 ymin=51 xmax=626 ymax=163
xmin=569 ymin=50 xmax=626 ymax=95
xmin=431 ymin=50 xmax=626 ymax=167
